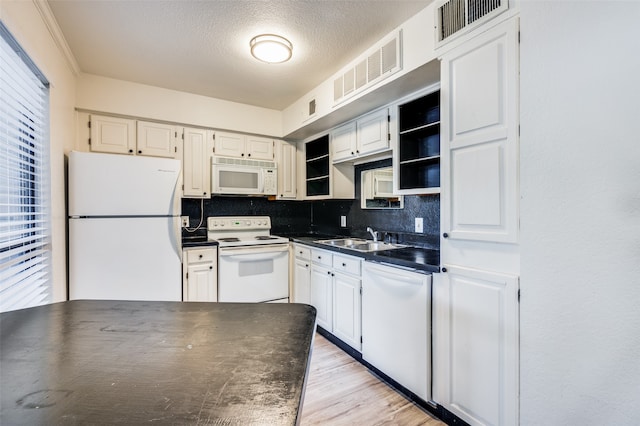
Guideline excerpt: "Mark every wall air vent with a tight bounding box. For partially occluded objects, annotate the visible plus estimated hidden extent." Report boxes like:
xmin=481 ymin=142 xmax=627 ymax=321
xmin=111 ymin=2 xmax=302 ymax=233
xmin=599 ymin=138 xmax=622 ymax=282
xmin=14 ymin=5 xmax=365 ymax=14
xmin=436 ymin=0 xmax=508 ymax=46
xmin=332 ymin=30 xmax=402 ymax=106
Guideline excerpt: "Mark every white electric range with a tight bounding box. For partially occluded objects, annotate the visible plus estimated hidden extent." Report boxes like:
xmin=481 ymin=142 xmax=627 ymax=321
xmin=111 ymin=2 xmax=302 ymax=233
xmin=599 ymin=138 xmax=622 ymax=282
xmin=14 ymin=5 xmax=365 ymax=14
xmin=208 ymin=216 xmax=289 ymax=303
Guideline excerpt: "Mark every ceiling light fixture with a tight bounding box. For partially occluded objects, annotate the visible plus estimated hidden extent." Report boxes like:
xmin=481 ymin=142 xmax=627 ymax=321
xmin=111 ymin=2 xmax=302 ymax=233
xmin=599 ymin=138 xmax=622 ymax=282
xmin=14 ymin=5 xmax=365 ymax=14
xmin=250 ymin=34 xmax=292 ymax=64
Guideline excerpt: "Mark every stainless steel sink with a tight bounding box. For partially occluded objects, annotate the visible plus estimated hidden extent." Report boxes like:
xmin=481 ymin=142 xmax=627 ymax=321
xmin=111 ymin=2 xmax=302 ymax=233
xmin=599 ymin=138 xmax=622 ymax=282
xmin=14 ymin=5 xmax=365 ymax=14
xmin=316 ymin=238 xmax=366 ymax=247
xmin=316 ymin=238 xmax=404 ymax=252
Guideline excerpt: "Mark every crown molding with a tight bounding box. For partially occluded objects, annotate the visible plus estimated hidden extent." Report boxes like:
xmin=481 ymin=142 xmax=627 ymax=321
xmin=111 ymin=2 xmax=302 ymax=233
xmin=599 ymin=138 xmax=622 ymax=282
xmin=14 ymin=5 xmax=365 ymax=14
xmin=33 ymin=0 xmax=80 ymax=76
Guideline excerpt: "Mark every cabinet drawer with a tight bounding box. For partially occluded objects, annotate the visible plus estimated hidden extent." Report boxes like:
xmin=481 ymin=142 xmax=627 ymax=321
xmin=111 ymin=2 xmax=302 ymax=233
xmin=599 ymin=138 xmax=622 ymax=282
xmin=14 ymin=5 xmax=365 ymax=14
xmin=186 ymin=248 xmax=216 ymax=264
xmin=311 ymin=249 xmax=332 ymax=267
xmin=294 ymin=245 xmax=311 ymax=261
xmin=333 ymin=254 xmax=361 ymax=276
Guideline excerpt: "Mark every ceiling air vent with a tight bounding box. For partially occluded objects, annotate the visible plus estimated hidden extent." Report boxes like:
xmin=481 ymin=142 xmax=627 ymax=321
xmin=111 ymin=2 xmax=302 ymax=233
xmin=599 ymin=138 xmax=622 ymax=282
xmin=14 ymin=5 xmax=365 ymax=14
xmin=332 ymin=30 xmax=402 ymax=106
xmin=436 ymin=0 xmax=508 ymax=45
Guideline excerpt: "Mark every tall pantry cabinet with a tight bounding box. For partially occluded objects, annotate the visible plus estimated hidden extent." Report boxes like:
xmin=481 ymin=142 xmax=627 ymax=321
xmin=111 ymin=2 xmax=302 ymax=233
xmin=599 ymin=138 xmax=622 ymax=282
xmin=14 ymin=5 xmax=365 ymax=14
xmin=434 ymin=17 xmax=520 ymax=426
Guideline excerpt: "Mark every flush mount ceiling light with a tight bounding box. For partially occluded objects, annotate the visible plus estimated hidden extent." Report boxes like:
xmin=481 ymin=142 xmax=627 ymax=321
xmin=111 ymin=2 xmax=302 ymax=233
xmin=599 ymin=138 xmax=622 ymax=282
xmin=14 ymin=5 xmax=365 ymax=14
xmin=250 ymin=34 xmax=292 ymax=64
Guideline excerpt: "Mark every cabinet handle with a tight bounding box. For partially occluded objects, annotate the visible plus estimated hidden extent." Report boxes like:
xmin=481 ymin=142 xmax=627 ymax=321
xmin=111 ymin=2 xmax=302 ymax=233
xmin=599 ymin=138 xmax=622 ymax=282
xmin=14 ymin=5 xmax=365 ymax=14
xmin=441 ymin=267 xmax=447 ymax=273
xmin=443 ymin=232 xmax=449 ymax=238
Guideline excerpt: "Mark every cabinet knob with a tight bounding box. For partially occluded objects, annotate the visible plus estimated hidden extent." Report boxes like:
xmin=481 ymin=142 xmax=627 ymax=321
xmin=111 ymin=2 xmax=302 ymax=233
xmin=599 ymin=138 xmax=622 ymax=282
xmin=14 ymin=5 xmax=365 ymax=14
xmin=203 ymin=192 xmax=207 ymax=195
xmin=351 ymin=151 xmax=354 ymax=155
xmin=199 ymin=254 xmax=203 ymax=259
xmin=247 ymin=153 xmax=251 ymax=157
xmin=128 ymin=149 xmax=133 ymax=153
xmin=209 ymin=266 xmax=213 ymax=270
xmin=241 ymin=153 xmax=245 ymax=157
xmin=327 ymin=271 xmax=331 ymax=275
xmin=342 ymin=263 xmax=346 ymax=267
xmin=441 ymin=267 xmax=447 ymax=273
xmin=138 ymin=150 xmax=142 ymax=154
xmin=443 ymin=232 xmax=449 ymax=238
xmin=318 ymin=256 xmax=322 ymax=259
xmin=305 ymin=264 xmax=309 ymax=267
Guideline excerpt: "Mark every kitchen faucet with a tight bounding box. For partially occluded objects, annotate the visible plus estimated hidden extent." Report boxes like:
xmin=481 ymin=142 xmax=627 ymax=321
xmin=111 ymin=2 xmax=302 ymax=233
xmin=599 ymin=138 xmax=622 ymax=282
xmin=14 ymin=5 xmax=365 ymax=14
xmin=366 ymin=227 xmax=378 ymax=242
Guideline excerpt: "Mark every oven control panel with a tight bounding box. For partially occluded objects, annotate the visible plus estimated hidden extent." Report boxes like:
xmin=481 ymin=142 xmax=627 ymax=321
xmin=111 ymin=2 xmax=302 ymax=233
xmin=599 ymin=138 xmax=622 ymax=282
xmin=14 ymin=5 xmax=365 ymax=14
xmin=207 ymin=216 xmax=271 ymax=231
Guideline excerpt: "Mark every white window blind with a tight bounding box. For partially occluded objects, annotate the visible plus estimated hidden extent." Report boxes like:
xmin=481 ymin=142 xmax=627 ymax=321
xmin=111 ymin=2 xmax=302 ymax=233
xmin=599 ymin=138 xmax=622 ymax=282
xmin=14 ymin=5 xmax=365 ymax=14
xmin=0 ymin=22 xmax=51 ymax=312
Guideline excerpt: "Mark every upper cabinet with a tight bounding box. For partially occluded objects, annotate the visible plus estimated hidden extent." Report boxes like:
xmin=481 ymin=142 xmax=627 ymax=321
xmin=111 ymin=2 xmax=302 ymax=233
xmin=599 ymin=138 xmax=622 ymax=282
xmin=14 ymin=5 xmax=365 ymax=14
xmin=331 ymin=108 xmax=391 ymax=163
xmin=214 ymin=131 xmax=274 ymax=160
xmin=182 ymin=128 xmax=213 ymax=199
xmin=136 ymin=121 xmax=178 ymax=158
xmin=89 ymin=114 xmax=177 ymax=159
xmin=303 ymin=135 xmax=354 ymax=199
xmin=276 ymin=140 xmax=297 ymax=200
xmin=393 ymin=88 xmax=441 ymax=195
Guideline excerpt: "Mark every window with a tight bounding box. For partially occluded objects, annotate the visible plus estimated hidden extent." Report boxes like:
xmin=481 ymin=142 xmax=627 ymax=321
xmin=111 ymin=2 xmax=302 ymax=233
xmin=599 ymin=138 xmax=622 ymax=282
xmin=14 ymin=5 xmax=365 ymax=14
xmin=0 ymin=23 xmax=51 ymax=312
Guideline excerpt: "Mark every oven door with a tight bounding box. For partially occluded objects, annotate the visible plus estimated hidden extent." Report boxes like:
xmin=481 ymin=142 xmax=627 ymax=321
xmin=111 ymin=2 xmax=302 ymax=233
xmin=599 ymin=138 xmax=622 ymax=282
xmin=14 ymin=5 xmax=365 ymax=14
xmin=212 ymin=164 xmax=263 ymax=195
xmin=218 ymin=244 xmax=289 ymax=302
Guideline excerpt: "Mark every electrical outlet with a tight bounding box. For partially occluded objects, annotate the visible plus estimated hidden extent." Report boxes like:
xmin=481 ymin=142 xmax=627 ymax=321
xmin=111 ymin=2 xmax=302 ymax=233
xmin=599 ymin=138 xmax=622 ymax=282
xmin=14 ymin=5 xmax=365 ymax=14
xmin=181 ymin=216 xmax=189 ymax=228
xmin=415 ymin=217 xmax=423 ymax=233
xmin=340 ymin=215 xmax=347 ymax=227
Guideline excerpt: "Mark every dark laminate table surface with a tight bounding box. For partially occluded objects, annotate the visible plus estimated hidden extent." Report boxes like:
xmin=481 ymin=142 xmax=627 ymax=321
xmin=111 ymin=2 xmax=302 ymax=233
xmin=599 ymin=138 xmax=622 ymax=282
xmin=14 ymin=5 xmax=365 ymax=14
xmin=1 ymin=300 xmax=317 ymax=425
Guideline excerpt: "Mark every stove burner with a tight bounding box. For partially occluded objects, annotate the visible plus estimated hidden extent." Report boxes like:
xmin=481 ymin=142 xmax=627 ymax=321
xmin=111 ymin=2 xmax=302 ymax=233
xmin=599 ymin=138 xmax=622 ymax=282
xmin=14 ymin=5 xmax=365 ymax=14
xmin=217 ymin=237 xmax=240 ymax=242
xmin=255 ymin=236 xmax=277 ymax=240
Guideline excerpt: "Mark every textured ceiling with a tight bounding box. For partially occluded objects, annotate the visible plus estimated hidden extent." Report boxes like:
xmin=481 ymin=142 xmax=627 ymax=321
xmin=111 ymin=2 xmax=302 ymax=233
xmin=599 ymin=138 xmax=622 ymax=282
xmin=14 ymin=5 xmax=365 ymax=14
xmin=48 ymin=0 xmax=432 ymax=110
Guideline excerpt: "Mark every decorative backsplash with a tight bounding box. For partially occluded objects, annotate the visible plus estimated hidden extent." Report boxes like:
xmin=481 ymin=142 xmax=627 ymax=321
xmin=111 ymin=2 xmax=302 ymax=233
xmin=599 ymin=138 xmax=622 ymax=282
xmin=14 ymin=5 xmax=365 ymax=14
xmin=181 ymin=159 xmax=440 ymax=249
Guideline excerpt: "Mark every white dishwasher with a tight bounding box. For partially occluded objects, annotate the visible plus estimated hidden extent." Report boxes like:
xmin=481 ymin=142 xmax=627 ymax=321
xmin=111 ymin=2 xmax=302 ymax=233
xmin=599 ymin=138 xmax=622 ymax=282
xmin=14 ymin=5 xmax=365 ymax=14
xmin=362 ymin=261 xmax=431 ymax=401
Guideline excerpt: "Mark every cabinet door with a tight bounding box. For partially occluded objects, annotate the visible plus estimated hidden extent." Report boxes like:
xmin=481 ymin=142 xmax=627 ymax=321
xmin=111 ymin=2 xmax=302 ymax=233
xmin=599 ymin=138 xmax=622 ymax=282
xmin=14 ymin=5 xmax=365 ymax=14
xmin=185 ymin=262 xmax=217 ymax=302
xmin=214 ymin=131 xmax=245 ymax=158
xmin=333 ymin=272 xmax=361 ymax=351
xmin=441 ymin=18 xmax=519 ymax=243
xmin=310 ymin=265 xmax=333 ymax=332
xmin=433 ymin=266 xmax=519 ymax=426
xmin=246 ymin=136 xmax=274 ymax=160
xmin=90 ymin=114 xmax=136 ymax=155
xmin=331 ymin=122 xmax=357 ymax=163
xmin=136 ymin=121 xmax=177 ymax=158
xmin=293 ymin=258 xmax=311 ymax=304
xmin=182 ymin=127 xmax=211 ymax=198
xmin=277 ymin=140 xmax=297 ymax=199
xmin=357 ymin=108 xmax=389 ymax=156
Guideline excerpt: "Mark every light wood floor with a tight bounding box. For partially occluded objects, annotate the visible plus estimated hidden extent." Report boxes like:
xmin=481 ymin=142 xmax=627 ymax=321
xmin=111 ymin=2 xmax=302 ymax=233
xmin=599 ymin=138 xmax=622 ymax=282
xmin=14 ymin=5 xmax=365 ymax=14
xmin=300 ymin=333 xmax=446 ymax=426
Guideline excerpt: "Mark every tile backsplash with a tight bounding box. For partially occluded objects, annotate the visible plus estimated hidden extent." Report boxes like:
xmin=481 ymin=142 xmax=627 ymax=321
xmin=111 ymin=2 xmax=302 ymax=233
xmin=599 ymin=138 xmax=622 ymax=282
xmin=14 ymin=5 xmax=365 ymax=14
xmin=182 ymin=159 xmax=439 ymax=249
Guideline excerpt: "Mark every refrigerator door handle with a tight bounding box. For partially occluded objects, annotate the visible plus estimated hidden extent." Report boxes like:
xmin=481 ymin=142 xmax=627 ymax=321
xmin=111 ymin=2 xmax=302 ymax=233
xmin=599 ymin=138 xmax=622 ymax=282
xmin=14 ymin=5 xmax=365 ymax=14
xmin=169 ymin=216 xmax=182 ymax=259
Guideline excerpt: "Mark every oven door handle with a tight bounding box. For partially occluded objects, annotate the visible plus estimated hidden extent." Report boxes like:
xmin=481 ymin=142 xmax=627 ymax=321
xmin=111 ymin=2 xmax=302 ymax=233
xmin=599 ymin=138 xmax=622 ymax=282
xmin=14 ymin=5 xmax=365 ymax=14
xmin=219 ymin=245 xmax=289 ymax=259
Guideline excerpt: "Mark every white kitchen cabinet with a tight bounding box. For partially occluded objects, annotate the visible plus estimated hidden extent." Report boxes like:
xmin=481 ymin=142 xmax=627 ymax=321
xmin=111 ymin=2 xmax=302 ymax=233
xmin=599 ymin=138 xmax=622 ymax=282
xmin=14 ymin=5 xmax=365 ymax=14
xmin=356 ymin=107 xmax=390 ymax=157
xmin=89 ymin=114 xmax=136 ymax=155
xmin=292 ymin=244 xmax=311 ymax=304
xmin=182 ymin=247 xmax=217 ymax=302
xmin=362 ymin=261 xmax=430 ymax=401
xmin=438 ymin=17 xmax=521 ymax=426
xmin=440 ymin=18 xmax=519 ymax=244
xmin=214 ymin=131 xmax=274 ymax=160
xmin=89 ymin=115 xmax=177 ymax=159
xmin=136 ymin=121 xmax=178 ymax=158
xmin=330 ymin=121 xmax=357 ymax=163
xmin=433 ymin=267 xmax=519 ymax=426
xmin=332 ymin=253 xmax=362 ymax=351
xmin=276 ymin=140 xmax=297 ymax=199
xmin=331 ymin=108 xmax=390 ymax=164
xmin=182 ymin=128 xmax=213 ymax=198
xmin=310 ymin=260 xmax=333 ymax=331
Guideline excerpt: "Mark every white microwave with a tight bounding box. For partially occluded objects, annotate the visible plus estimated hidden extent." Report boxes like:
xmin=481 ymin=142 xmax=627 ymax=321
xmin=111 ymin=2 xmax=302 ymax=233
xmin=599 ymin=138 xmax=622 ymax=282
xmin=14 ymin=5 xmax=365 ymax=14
xmin=211 ymin=156 xmax=277 ymax=196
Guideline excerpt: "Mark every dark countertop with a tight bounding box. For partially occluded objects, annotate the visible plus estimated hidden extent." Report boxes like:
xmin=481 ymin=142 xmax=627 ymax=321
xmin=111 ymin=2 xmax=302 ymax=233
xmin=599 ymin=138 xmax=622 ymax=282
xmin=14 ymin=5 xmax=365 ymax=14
xmin=1 ymin=300 xmax=316 ymax=425
xmin=290 ymin=236 xmax=440 ymax=274
xmin=182 ymin=235 xmax=218 ymax=248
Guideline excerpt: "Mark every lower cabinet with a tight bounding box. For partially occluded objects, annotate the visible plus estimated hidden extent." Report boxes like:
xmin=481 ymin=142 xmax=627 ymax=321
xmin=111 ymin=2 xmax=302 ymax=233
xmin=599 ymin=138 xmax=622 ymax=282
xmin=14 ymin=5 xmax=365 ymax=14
xmin=292 ymin=244 xmax=311 ymax=304
xmin=308 ymin=247 xmax=362 ymax=351
xmin=182 ymin=247 xmax=217 ymax=302
xmin=432 ymin=266 xmax=519 ymax=426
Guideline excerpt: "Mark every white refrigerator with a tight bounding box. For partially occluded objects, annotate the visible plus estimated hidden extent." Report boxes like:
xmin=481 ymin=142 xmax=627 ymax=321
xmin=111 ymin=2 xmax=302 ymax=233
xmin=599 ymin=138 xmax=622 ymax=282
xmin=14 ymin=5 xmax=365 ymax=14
xmin=68 ymin=151 xmax=182 ymax=301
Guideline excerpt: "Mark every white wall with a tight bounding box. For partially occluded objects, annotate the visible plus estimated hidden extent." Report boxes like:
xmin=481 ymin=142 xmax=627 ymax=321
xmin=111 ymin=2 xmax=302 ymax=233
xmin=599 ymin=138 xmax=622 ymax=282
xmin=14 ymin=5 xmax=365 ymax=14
xmin=76 ymin=73 xmax=283 ymax=138
xmin=1 ymin=0 xmax=78 ymax=303
xmin=519 ymin=2 xmax=640 ymax=424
